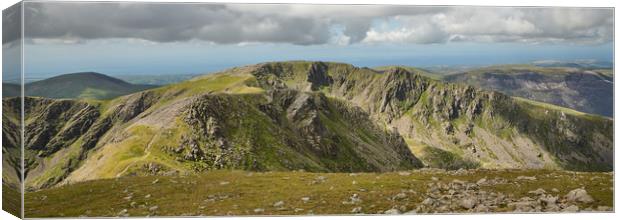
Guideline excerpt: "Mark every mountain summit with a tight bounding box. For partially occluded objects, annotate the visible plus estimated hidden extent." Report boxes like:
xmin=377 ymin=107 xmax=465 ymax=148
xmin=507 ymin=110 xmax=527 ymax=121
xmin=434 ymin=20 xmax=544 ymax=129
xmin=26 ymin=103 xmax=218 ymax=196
xmin=2 ymin=61 xmax=612 ymax=190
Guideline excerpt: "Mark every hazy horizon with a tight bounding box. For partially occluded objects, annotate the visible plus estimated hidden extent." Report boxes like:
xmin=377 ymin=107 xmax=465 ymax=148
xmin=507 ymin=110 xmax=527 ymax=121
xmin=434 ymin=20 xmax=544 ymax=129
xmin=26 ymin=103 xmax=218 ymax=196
xmin=2 ymin=2 xmax=614 ymax=80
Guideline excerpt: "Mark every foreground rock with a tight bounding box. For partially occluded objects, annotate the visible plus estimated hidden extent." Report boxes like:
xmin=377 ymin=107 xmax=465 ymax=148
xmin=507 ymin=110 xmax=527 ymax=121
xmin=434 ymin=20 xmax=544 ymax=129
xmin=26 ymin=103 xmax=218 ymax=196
xmin=414 ymin=179 xmax=603 ymax=213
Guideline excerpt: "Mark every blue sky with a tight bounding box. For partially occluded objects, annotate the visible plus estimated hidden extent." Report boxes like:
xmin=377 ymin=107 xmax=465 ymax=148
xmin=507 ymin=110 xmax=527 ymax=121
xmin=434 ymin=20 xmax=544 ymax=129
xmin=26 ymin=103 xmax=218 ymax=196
xmin=22 ymin=41 xmax=613 ymax=78
xmin=2 ymin=3 xmax=614 ymax=79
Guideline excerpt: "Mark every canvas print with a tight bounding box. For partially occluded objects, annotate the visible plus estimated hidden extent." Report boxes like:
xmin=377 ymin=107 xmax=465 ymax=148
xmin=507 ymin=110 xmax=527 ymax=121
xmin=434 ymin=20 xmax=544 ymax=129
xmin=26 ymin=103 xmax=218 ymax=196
xmin=1 ymin=1 xmax=614 ymax=218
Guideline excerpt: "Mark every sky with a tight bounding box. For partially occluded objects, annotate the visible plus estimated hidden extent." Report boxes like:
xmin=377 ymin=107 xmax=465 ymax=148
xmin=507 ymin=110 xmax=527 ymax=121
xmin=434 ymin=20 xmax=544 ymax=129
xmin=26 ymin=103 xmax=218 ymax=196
xmin=2 ymin=2 xmax=614 ymax=79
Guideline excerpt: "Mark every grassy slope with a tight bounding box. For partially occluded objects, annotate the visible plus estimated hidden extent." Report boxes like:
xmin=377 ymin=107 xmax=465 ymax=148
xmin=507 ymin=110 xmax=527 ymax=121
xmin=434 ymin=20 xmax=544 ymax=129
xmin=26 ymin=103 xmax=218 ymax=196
xmin=54 ymin=62 xmax=613 ymax=183
xmin=25 ymin=169 xmax=612 ymax=217
xmin=14 ymin=61 xmax=613 ymax=193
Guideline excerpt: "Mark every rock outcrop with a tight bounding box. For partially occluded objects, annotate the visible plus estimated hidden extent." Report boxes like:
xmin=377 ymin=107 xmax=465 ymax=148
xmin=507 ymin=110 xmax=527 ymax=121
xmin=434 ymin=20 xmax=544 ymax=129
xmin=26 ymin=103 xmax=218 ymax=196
xmin=5 ymin=61 xmax=613 ymax=190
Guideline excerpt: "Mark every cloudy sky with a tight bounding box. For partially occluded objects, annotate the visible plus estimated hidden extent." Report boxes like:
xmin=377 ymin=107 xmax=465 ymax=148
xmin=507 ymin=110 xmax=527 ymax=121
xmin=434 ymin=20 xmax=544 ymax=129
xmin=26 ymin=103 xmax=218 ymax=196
xmin=2 ymin=2 xmax=614 ymax=78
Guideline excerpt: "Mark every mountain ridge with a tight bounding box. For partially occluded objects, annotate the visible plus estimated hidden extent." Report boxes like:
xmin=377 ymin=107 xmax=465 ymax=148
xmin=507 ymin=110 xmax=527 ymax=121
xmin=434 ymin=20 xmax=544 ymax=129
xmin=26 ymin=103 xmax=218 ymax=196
xmin=2 ymin=61 xmax=613 ymax=191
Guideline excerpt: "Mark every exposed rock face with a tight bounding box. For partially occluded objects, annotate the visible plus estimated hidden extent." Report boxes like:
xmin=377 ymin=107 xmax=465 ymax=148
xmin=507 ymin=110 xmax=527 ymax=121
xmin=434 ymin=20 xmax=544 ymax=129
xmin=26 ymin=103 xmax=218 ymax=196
xmin=7 ymin=61 xmax=613 ymax=190
xmin=24 ymin=98 xmax=99 ymax=156
xmin=180 ymin=90 xmax=422 ymax=172
xmin=8 ymin=91 xmax=160 ymax=189
xmin=444 ymin=68 xmax=613 ymax=117
xmin=249 ymin=62 xmax=613 ymax=171
xmin=2 ymin=98 xmax=22 ymax=186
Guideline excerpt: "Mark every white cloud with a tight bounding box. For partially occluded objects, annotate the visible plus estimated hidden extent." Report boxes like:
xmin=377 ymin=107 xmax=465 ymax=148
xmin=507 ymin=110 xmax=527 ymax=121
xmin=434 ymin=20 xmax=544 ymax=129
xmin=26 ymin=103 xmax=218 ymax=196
xmin=363 ymin=7 xmax=613 ymax=45
xmin=12 ymin=3 xmax=613 ymax=46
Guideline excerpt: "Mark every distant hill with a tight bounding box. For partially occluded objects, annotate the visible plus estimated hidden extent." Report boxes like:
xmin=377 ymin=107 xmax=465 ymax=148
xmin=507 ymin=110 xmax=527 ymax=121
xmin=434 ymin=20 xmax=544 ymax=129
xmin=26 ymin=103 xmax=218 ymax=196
xmin=532 ymin=60 xmax=613 ymax=69
xmin=113 ymin=74 xmax=200 ymax=85
xmin=2 ymin=72 xmax=157 ymax=100
xmin=2 ymin=83 xmax=20 ymax=98
xmin=4 ymin=61 xmax=612 ymax=191
xmin=443 ymin=65 xmax=613 ymax=117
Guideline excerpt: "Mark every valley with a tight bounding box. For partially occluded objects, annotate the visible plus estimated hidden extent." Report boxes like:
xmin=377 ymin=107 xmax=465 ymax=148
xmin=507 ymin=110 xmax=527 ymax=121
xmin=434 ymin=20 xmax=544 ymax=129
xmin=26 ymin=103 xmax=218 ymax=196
xmin=1 ymin=61 xmax=614 ymax=216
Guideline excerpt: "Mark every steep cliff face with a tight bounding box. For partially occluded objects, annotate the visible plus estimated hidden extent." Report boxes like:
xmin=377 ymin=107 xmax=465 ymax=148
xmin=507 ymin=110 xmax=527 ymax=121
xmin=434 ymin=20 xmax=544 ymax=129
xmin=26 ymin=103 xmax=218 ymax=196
xmin=179 ymin=90 xmax=421 ymax=172
xmin=443 ymin=66 xmax=613 ymax=117
xmin=8 ymin=61 xmax=613 ymax=190
xmin=18 ymin=92 xmax=160 ymax=189
xmin=2 ymin=98 xmax=22 ymax=186
xmin=248 ymin=61 xmax=613 ymax=171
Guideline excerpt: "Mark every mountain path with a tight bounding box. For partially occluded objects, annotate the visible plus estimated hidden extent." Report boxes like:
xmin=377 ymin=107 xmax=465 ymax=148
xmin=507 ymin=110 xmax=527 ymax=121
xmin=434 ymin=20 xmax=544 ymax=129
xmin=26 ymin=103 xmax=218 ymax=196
xmin=116 ymin=134 xmax=158 ymax=177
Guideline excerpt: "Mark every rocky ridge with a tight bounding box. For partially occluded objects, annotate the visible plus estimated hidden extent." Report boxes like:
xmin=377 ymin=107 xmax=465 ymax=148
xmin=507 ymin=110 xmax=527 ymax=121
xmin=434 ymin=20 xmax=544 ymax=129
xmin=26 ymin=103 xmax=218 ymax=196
xmin=3 ymin=61 xmax=614 ymax=190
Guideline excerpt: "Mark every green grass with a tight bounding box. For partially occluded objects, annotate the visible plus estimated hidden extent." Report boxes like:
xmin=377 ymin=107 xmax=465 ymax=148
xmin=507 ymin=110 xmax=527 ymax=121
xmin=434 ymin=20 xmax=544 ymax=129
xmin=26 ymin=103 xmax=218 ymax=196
xmin=2 ymin=183 xmax=21 ymax=218
xmin=24 ymin=169 xmax=613 ymax=217
xmin=513 ymin=97 xmax=586 ymax=117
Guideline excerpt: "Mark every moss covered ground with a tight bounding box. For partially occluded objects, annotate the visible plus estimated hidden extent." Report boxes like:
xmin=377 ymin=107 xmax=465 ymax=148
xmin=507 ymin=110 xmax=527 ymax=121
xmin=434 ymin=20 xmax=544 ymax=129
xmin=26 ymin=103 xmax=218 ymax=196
xmin=24 ymin=169 xmax=612 ymax=217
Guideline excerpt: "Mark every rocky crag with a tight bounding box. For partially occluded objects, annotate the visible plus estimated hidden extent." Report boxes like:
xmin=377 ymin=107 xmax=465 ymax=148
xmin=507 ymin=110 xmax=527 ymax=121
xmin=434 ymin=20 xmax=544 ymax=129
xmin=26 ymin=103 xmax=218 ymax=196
xmin=443 ymin=65 xmax=613 ymax=117
xmin=2 ymin=61 xmax=613 ymax=190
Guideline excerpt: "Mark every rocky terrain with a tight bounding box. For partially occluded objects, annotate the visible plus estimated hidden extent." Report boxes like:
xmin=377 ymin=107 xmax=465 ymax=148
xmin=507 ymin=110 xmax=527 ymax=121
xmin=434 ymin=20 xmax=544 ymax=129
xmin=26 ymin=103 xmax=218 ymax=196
xmin=2 ymin=61 xmax=613 ymax=192
xmin=443 ymin=65 xmax=613 ymax=117
xmin=24 ymin=169 xmax=613 ymax=217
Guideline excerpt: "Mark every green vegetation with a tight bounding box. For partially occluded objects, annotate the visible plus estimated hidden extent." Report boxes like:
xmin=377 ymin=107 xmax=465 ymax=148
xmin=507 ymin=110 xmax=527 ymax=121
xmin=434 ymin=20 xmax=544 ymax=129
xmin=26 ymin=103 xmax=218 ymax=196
xmin=2 ymin=183 xmax=21 ymax=218
xmin=23 ymin=72 xmax=157 ymax=100
xmin=24 ymin=169 xmax=613 ymax=217
xmin=418 ymin=147 xmax=480 ymax=170
xmin=114 ymin=74 xmax=201 ymax=85
xmin=7 ymin=60 xmax=613 ymax=213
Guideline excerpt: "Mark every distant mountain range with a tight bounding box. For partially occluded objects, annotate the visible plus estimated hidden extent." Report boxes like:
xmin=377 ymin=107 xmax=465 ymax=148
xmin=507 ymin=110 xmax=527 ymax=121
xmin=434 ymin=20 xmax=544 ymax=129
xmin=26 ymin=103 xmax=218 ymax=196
xmin=374 ymin=64 xmax=613 ymax=117
xmin=2 ymin=61 xmax=611 ymax=191
xmin=443 ymin=65 xmax=613 ymax=117
xmin=2 ymin=72 xmax=156 ymax=99
xmin=531 ymin=59 xmax=613 ymax=69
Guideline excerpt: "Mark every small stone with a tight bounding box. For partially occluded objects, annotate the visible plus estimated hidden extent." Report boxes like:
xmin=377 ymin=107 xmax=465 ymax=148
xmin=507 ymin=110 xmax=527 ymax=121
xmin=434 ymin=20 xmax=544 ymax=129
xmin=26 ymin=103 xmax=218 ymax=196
xmin=597 ymin=206 xmax=612 ymax=211
xmin=294 ymin=208 xmax=304 ymax=212
xmin=476 ymin=178 xmax=487 ymax=185
xmin=539 ymin=195 xmax=558 ymax=205
xmin=351 ymin=207 xmax=362 ymax=213
xmin=273 ymin=201 xmax=285 ymax=207
xmin=565 ymin=188 xmax=594 ymax=203
xmin=431 ymin=177 xmax=439 ymax=181
xmin=347 ymin=193 xmax=362 ymax=204
xmin=562 ymin=205 xmax=579 ymax=212
xmin=528 ymin=188 xmax=546 ymax=195
xmin=219 ymin=181 xmax=230 ymax=185
xmin=148 ymin=206 xmax=159 ymax=212
xmin=144 ymin=194 xmax=151 ymax=199
xmin=152 ymin=179 xmax=160 ymax=184
xmin=253 ymin=208 xmax=264 ymax=213
xmin=393 ymin=192 xmax=407 ymax=200
xmin=551 ymin=188 xmax=559 ymax=193
xmin=517 ymin=176 xmax=537 ymax=181
xmin=422 ymin=198 xmax=434 ymax=206
xmin=460 ymin=198 xmax=476 ymax=209
xmin=384 ymin=208 xmax=400 ymax=215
